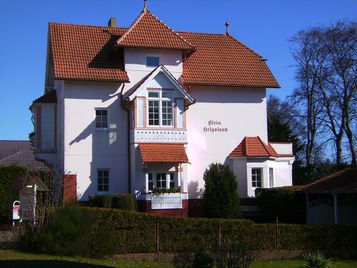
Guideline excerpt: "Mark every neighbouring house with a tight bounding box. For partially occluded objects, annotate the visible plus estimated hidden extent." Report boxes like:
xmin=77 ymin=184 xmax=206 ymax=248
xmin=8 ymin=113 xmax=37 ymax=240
xmin=300 ymin=168 xmax=357 ymax=224
xmin=30 ymin=5 xmax=294 ymax=216
xmin=0 ymin=140 xmax=51 ymax=222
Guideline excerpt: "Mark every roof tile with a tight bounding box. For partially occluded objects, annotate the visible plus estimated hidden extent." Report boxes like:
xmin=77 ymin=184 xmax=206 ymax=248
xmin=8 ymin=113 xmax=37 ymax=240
xmin=229 ymin=136 xmax=279 ymax=157
xmin=139 ymin=143 xmax=189 ymax=163
xmin=116 ymin=10 xmax=194 ymax=50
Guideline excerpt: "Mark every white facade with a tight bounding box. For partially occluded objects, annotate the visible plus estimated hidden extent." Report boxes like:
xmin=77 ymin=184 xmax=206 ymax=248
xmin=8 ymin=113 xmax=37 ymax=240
xmin=32 ymin=14 xmax=294 ymax=207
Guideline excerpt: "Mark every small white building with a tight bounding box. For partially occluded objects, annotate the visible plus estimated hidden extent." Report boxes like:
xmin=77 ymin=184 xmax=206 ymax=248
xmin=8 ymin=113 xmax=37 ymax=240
xmin=31 ymin=6 xmax=294 ymax=216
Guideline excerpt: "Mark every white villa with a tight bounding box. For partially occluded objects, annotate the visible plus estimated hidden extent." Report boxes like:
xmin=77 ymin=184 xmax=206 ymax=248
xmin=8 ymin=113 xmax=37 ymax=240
xmin=31 ymin=5 xmax=294 ymax=216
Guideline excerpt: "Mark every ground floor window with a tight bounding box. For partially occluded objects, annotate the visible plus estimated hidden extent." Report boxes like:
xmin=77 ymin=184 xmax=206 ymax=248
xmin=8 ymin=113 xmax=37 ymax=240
xmin=269 ymin=167 xmax=274 ymax=188
xmin=252 ymin=168 xmax=262 ymax=188
xmin=146 ymin=172 xmax=175 ymax=191
xmin=97 ymin=169 xmax=109 ymax=192
xmin=156 ymin=173 xmax=167 ymax=189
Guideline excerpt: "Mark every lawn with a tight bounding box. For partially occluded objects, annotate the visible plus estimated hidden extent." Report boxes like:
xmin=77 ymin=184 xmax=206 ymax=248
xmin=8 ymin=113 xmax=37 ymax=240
xmin=0 ymin=250 xmax=356 ymax=268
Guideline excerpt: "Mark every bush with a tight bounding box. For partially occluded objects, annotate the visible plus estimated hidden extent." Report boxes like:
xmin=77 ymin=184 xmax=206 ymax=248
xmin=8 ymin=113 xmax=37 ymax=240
xmin=0 ymin=165 xmax=26 ymax=222
xmin=88 ymin=194 xmax=112 ymax=208
xmin=203 ymin=163 xmax=241 ymax=219
xmin=256 ymin=186 xmax=305 ymax=223
xmin=303 ymin=251 xmax=332 ymax=268
xmin=112 ymin=193 xmax=137 ymax=211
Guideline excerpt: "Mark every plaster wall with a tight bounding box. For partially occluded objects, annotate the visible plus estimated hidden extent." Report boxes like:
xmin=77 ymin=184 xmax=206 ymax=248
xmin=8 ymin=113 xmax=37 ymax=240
xmin=186 ymin=86 xmax=267 ymax=198
xmin=123 ymin=48 xmax=183 ymax=92
xmin=62 ymin=81 xmax=129 ymax=200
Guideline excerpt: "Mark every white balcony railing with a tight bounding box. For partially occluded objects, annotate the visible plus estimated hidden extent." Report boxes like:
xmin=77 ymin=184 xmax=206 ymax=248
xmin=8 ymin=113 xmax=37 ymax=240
xmin=130 ymin=129 xmax=187 ymax=143
xmin=151 ymin=193 xmax=182 ymax=209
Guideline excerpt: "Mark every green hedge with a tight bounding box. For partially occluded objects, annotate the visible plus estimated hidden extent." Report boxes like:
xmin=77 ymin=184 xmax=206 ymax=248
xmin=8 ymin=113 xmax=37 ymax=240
xmin=256 ymin=186 xmax=305 ymax=223
xmin=88 ymin=194 xmax=137 ymax=211
xmin=33 ymin=206 xmax=357 ymax=257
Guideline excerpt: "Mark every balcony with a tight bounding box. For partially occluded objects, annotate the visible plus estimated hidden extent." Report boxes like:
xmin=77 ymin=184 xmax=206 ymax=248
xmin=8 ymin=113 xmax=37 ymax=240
xmin=151 ymin=193 xmax=183 ymax=209
xmin=130 ymin=129 xmax=187 ymax=143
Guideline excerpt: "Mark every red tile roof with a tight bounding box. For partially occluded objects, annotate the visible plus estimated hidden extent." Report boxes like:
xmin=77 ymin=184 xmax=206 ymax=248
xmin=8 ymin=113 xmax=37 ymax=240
xmin=32 ymin=90 xmax=57 ymax=104
xmin=180 ymin=32 xmax=279 ymax=88
xmin=300 ymin=168 xmax=357 ymax=194
xmin=229 ymin=136 xmax=278 ymax=157
xmin=139 ymin=143 xmax=189 ymax=163
xmin=48 ymin=10 xmax=279 ymax=88
xmin=116 ymin=10 xmax=194 ymax=50
xmin=49 ymin=23 xmax=129 ymax=82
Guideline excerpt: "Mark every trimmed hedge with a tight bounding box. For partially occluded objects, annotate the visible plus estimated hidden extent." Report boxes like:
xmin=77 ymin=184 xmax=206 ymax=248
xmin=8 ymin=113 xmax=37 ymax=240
xmin=33 ymin=206 xmax=357 ymax=257
xmin=88 ymin=194 xmax=137 ymax=211
xmin=256 ymin=186 xmax=305 ymax=223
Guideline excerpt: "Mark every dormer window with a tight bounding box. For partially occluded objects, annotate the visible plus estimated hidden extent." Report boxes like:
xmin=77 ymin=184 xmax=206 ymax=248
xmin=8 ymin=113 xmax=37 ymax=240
xmin=148 ymin=90 xmax=173 ymax=127
xmin=146 ymin=56 xmax=159 ymax=67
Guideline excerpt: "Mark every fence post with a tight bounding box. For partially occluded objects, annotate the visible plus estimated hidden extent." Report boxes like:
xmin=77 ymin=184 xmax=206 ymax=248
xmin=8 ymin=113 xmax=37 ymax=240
xmin=217 ymin=221 xmax=222 ymax=252
xmin=156 ymin=220 xmax=160 ymax=253
xmin=275 ymin=216 xmax=279 ymax=249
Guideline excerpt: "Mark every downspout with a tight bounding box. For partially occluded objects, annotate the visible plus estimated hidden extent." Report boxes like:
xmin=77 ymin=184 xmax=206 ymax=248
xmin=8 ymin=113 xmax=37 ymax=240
xmin=120 ymin=84 xmax=131 ymax=193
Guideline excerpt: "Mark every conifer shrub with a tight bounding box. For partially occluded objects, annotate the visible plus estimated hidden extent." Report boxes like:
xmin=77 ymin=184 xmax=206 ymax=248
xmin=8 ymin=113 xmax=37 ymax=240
xmin=203 ymin=163 xmax=241 ymax=219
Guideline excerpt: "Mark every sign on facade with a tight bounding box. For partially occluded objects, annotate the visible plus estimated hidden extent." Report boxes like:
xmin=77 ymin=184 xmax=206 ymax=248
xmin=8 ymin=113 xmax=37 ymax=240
xmin=151 ymin=193 xmax=182 ymax=209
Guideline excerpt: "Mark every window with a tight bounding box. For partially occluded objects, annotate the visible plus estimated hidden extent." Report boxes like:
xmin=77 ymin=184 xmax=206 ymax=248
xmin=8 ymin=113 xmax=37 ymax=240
xmin=162 ymin=100 xmax=173 ymax=126
xmin=269 ymin=168 xmax=274 ymax=188
xmin=169 ymin=173 xmax=175 ymax=188
xmin=252 ymin=168 xmax=262 ymax=188
xmin=146 ymin=56 xmax=160 ymax=67
xmin=97 ymin=169 xmax=109 ymax=192
xmin=148 ymin=100 xmax=160 ymax=126
xmin=147 ymin=90 xmax=173 ymax=127
xmin=95 ymin=109 xmax=108 ymax=129
xmin=148 ymin=173 xmax=154 ymax=191
xmin=156 ymin=173 xmax=166 ymax=189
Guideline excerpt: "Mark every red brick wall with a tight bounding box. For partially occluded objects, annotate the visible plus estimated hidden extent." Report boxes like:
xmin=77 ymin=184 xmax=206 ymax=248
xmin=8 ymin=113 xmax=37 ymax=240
xmin=63 ymin=174 xmax=77 ymax=204
xmin=137 ymin=200 xmax=188 ymax=217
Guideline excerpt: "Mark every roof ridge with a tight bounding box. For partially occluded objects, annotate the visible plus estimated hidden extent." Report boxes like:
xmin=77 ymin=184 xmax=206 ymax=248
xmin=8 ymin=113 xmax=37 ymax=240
xmin=227 ymin=35 xmax=263 ymax=59
xmin=49 ymin=21 xmax=128 ymax=31
xmin=116 ymin=9 xmax=194 ymax=49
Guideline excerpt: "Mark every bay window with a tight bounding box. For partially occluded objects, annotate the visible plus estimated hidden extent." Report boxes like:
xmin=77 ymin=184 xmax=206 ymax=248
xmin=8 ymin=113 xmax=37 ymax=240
xmin=252 ymin=168 xmax=262 ymax=188
xmin=148 ymin=90 xmax=173 ymax=127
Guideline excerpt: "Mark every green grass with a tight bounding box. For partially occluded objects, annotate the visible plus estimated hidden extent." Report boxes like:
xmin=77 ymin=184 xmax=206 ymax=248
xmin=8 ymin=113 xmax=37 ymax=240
xmin=0 ymin=250 xmax=356 ymax=268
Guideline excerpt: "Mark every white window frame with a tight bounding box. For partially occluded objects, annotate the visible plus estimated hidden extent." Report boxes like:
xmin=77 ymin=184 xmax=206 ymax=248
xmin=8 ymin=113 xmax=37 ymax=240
xmin=269 ymin=167 xmax=274 ymax=188
xmin=251 ymin=168 xmax=262 ymax=188
xmin=97 ymin=168 xmax=110 ymax=193
xmin=147 ymin=90 xmax=174 ymax=127
xmin=146 ymin=172 xmax=176 ymax=192
xmin=95 ymin=108 xmax=108 ymax=130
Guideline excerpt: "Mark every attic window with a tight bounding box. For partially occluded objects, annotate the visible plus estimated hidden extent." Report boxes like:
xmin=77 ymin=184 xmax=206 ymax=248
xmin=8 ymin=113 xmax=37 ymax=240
xmin=146 ymin=56 xmax=159 ymax=67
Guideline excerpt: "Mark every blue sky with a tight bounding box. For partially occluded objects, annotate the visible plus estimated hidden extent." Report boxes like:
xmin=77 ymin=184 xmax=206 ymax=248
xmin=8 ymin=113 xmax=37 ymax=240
xmin=0 ymin=0 xmax=356 ymax=140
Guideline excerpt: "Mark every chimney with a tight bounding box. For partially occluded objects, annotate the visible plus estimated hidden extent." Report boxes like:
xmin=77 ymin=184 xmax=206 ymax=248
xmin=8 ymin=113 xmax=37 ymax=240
xmin=108 ymin=17 xmax=118 ymax=27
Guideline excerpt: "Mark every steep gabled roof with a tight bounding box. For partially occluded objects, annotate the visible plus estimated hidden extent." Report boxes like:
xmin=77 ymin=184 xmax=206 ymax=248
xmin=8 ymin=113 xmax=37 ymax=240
xmin=229 ymin=136 xmax=278 ymax=158
xmin=116 ymin=9 xmax=194 ymax=51
xmin=47 ymin=10 xmax=279 ymax=87
xmin=124 ymin=65 xmax=195 ymax=103
xmin=180 ymin=33 xmax=279 ymax=88
xmin=49 ymin=23 xmax=129 ymax=82
xmin=300 ymin=168 xmax=357 ymax=194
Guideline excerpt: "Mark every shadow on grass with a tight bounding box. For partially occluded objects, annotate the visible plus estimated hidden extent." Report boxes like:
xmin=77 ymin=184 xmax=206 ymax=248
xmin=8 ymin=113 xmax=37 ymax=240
xmin=0 ymin=260 xmax=113 ymax=268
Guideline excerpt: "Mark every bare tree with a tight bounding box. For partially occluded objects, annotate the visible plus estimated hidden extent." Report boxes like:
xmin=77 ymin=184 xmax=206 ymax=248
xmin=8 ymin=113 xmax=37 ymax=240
xmin=290 ymin=21 xmax=357 ymax=165
xmin=290 ymin=28 xmax=326 ymax=166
